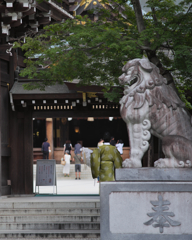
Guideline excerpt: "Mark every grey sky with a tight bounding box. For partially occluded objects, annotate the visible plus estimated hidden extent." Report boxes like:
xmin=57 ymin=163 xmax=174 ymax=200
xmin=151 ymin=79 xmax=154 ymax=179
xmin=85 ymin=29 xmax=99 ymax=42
xmin=140 ymin=0 xmax=182 ymax=13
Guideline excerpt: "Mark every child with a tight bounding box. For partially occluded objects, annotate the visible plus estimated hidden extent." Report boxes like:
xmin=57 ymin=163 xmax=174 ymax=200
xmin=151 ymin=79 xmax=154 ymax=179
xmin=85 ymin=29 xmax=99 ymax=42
xmin=116 ymin=139 xmax=124 ymax=155
xmin=63 ymin=150 xmax=71 ymax=177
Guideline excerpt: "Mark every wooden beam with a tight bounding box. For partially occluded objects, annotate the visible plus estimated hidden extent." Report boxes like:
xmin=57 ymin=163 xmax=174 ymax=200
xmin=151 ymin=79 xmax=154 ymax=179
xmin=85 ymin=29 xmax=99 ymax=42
xmin=65 ymin=82 xmax=104 ymax=92
xmin=0 ymin=5 xmax=6 ymax=13
xmin=13 ymin=2 xmax=30 ymax=12
xmin=51 ymin=8 xmax=64 ymax=21
xmin=65 ymin=82 xmax=123 ymax=93
xmin=37 ymin=1 xmax=72 ymax=20
xmin=11 ymin=28 xmax=32 ymax=38
xmin=2 ymin=16 xmax=12 ymax=24
xmin=12 ymin=93 xmax=83 ymax=100
xmin=36 ymin=2 xmax=49 ymax=13
xmin=33 ymin=109 xmax=121 ymax=118
xmin=37 ymin=17 xmax=51 ymax=25
xmin=0 ymin=54 xmax=10 ymax=61
xmin=10 ymin=19 xmax=22 ymax=27
xmin=23 ymin=7 xmax=36 ymax=17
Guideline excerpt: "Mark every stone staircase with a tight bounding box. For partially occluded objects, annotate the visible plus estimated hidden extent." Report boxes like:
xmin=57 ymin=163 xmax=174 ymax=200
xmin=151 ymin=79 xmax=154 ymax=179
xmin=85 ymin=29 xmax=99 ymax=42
xmin=0 ymin=197 xmax=100 ymax=239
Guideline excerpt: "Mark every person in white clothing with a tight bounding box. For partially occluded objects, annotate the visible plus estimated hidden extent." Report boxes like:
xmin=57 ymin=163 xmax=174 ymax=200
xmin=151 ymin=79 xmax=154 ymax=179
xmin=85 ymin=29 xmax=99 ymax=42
xmin=97 ymin=138 xmax=104 ymax=147
xmin=116 ymin=139 xmax=124 ymax=155
xmin=63 ymin=150 xmax=71 ymax=177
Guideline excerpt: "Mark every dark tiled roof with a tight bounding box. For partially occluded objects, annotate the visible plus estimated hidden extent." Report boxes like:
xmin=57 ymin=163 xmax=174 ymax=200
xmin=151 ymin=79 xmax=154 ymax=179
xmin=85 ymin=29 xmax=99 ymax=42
xmin=10 ymin=82 xmax=75 ymax=95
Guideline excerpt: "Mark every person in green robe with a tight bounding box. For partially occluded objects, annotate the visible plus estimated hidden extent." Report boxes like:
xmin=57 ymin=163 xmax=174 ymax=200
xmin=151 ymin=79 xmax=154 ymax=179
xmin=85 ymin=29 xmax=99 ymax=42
xmin=91 ymin=132 xmax=123 ymax=182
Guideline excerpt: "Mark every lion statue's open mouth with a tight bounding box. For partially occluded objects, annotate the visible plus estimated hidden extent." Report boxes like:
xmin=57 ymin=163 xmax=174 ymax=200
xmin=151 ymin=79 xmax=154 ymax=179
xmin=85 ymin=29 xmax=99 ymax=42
xmin=119 ymin=58 xmax=192 ymax=169
xmin=119 ymin=66 xmax=140 ymax=94
xmin=122 ymin=75 xmax=139 ymax=95
xmin=125 ymin=76 xmax=138 ymax=88
xmin=129 ymin=76 xmax=137 ymax=86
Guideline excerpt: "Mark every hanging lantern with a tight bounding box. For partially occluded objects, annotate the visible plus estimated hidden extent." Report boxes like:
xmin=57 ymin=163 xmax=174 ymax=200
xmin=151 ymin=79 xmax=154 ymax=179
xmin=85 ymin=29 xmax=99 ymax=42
xmin=74 ymin=126 xmax=80 ymax=133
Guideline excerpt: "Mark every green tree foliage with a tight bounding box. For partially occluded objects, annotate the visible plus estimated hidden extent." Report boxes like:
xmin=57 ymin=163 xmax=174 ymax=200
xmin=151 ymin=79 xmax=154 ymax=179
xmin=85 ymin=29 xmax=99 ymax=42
xmin=14 ymin=0 xmax=192 ymax=106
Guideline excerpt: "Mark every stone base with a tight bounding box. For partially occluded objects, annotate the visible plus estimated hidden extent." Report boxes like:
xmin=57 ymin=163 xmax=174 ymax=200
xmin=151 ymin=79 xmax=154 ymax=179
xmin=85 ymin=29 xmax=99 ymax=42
xmin=116 ymin=168 xmax=192 ymax=181
xmin=100 ymin=168 xmax=192 ymax=240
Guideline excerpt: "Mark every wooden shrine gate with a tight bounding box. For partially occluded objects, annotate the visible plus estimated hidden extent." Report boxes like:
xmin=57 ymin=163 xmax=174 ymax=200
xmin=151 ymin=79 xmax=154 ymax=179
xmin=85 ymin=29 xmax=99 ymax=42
xmin=9 ymin=80 xmax=122 ymax=194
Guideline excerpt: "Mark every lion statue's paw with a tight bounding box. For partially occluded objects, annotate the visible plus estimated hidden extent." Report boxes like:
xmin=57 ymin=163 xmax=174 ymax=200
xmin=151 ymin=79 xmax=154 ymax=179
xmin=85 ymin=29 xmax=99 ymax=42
xmin=122 ymin=159 xmax=133 ymax=168
xmin=185 ymin=160 xmax=192 ymax=167
xmin=122 ymin=158 xmax=142 ymax=168
xmin=154 ymin=158 xmax=187 ymax=168
xmin=154 ymin=158 xmax=167 ymax=168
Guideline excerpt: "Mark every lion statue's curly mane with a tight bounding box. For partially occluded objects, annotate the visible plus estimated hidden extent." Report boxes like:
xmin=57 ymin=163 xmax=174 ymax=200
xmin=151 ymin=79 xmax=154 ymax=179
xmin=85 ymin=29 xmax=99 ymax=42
xmin=119 ymin=58 xmax=192 ymax=168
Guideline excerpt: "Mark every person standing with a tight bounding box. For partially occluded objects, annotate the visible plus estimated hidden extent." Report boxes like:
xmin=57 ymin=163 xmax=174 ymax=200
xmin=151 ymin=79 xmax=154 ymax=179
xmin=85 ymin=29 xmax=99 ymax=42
xmin=42 ymin=138 xmax=50 ymax=159
xmin=73 ymin=141 xmax=82 ymax=180
xmin=97 ymin=138 xmax=104 ymax=147
xmin=64 ymin=140 xmax=72 ymax=155
xmin=110 ymin=136 xmax=116 ymax=146
xmin=116 ymin=139 xmax=124 ymax=155
xmin=91 ymin=132 xmax=122 ymax=182
xmin=97 ymin=138 xmax=103 ymax=182
xmin=63 ymin=150 xmax=71 ymax=177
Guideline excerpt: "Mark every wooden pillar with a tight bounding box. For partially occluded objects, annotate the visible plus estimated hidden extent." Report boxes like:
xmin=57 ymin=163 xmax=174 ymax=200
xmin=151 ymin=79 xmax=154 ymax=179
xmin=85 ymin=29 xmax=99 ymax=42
xmin=147 ymin=135 xmax=154 ymax=167
xmin=24 ymin=109 xmax=33 ymax=194
xmin=0 ymin=60 xmax=2 ymax=196
xmin=60 ymin=118 xmax=69 ymax=147
xmin=46 ymin=118 xmax=54 ymax=159
xmin=10 ymin=109 xmax=33 ymax=194
xmin=10 ymin=111 xmax=25 ymax=194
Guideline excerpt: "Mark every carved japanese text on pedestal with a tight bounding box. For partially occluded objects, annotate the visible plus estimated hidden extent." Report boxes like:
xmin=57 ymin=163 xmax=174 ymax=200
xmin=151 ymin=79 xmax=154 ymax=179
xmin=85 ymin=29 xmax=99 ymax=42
xmin=144 ymin=194 xmax=181 ymax=233
xmin=109 ymin=191 xmax=191 ymax=234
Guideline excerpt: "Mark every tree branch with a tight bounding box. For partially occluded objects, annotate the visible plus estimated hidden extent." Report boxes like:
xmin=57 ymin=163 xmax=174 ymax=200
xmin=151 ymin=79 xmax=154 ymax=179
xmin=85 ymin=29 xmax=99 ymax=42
xmin=186 ymin=4 xmax=192 ymax=14
xmin=160 ymin=44 xmax=173 ymax=49
xmin=131 ymin=0 xmax=145 ymax=33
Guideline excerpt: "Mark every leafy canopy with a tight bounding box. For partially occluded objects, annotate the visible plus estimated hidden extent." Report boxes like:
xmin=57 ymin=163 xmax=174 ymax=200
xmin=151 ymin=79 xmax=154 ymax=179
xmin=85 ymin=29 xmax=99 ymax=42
xmin=14 ymin=0 xmax=192 ymax=106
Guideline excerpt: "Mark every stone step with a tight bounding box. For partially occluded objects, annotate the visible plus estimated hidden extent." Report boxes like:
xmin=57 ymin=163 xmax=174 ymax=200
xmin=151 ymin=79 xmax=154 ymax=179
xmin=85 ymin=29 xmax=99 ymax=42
xmin=0 ymin=229 xmax=100 ymax=239
xmin=5 ymin=238 xmax=100 ymax=240
xmin=0 ymin=222 xmax=100 ymax=230
xmin=0 ymin=215 xmax=100 ymax=223
xmin=0 ymin=208 xmax=100 ymax=216
xmin=0 ymin=197 xmax=100 ymax=238
xmin=0 ymin=201 xmax=100 ymax=209
xmin=5 ymin=239 xmax=100 ymax=240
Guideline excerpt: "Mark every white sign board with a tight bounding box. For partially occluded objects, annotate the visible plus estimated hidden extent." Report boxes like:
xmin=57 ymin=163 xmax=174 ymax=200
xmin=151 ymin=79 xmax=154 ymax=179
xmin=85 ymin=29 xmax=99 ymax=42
xmin=36 ymin=160 xmax=56 ymax=186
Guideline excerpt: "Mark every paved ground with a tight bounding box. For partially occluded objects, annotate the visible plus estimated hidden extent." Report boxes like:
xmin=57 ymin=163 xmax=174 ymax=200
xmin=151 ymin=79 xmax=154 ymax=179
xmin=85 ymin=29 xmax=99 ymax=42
xmin=34 ymin=179 xmax=100 ymax=195
xmin=33 ymin=164 xmax=100 ymax=195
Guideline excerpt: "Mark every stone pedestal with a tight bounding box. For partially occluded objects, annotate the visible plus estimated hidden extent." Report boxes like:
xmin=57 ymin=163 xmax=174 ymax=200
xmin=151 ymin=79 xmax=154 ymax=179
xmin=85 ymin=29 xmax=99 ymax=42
xmin=100 ymin=168 xmax=192 ymax=240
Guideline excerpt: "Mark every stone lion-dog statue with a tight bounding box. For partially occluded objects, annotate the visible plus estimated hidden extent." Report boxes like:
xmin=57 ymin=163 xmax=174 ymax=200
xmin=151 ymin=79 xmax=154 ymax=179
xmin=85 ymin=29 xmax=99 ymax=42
xmin=119 ymin=58 xmax=192 ymax=168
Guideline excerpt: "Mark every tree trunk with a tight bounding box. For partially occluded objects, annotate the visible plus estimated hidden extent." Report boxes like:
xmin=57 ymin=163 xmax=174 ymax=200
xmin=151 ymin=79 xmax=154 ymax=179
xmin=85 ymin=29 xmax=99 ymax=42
xmin=146 ymin=50 xmax=175 ymax=87
xmin=131 ymin=0 xmax=175 ymax=86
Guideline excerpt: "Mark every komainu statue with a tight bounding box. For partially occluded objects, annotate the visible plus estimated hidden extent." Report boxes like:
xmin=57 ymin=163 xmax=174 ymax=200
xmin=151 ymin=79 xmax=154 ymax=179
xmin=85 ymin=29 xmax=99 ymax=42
xmin=119 ymin=58 xmax=192 ymax=168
